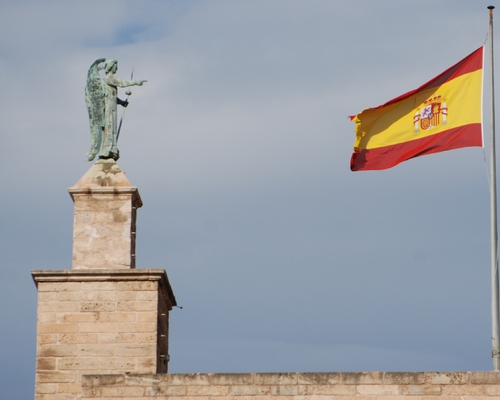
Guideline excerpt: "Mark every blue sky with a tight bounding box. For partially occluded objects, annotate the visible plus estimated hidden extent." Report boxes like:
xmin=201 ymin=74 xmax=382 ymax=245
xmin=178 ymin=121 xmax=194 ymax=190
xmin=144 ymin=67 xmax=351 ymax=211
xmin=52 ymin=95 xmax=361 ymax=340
xmin=0 ymin=1 xmax=497 ymax=398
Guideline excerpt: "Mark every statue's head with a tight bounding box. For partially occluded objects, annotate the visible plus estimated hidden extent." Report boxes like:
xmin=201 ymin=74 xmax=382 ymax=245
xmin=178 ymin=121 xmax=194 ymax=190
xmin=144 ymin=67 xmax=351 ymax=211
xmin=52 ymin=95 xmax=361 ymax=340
xmin=105 ymin=59 xmax=118 ymax=74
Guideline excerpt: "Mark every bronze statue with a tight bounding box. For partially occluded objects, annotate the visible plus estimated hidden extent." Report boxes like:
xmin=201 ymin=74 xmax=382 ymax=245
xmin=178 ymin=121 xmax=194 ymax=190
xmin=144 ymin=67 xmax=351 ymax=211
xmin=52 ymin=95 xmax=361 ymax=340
xmin=85 ymin=58 xmax=146 ymax=161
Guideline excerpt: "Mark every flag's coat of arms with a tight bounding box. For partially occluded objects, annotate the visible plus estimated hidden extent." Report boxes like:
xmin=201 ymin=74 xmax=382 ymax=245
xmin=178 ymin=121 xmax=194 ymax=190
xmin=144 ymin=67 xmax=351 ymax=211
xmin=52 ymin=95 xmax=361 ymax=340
xmin=414 ymin=95 xmax=448 ymax=133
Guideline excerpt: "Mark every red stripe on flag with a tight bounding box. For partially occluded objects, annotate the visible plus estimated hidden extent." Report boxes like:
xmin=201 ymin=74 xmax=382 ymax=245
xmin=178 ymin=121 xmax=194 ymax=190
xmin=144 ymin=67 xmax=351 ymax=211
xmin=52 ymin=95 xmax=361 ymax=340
xmin=350 ymin=123 xmax=482 ymax=171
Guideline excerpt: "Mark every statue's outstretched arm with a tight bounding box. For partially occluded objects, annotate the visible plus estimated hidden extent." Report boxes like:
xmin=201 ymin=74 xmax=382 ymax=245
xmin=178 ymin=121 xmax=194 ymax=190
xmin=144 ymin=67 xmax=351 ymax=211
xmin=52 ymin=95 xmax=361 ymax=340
xmin=106 ymin=75 xmax=147 ymax=88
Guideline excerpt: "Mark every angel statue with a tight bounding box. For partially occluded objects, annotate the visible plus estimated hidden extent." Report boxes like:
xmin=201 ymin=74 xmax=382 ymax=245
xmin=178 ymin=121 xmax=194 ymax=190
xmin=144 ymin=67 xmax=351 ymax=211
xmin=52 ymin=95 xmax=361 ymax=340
xmin=85 ymin=58 xmax=147 ymax=161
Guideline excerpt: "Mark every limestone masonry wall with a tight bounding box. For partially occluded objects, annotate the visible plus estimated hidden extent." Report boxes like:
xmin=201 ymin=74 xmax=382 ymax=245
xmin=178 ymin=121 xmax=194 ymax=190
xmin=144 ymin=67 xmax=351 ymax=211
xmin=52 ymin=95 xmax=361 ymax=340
xmin=81 ymin=371 xmax=500 ymax=399
xmin=32 ymin=269 xmax=175 ymax=399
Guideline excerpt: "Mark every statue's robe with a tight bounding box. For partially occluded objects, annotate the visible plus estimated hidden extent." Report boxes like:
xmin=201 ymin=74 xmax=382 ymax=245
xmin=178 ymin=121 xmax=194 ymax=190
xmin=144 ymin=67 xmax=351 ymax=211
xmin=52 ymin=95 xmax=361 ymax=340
xmin=101 ymin=75 xmax=136 ymax=160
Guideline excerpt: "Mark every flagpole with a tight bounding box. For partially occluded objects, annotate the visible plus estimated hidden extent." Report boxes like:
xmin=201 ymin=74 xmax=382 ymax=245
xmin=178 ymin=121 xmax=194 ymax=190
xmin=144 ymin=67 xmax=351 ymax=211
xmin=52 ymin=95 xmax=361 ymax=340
xmin=488 ymin=5 xmax=500 ymax=372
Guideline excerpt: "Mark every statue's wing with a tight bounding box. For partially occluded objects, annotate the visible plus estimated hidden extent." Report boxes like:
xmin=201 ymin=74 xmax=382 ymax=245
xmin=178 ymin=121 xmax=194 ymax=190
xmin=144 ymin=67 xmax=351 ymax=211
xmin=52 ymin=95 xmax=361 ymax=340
xmin=85 ymin=58 xmax=106 ymax=161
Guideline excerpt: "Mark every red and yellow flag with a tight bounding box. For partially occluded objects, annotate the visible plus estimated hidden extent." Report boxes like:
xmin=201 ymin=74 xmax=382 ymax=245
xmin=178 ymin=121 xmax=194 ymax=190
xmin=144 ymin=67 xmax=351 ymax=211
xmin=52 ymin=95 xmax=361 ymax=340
xmin=350 ymin=47 xmax=484 ymax=171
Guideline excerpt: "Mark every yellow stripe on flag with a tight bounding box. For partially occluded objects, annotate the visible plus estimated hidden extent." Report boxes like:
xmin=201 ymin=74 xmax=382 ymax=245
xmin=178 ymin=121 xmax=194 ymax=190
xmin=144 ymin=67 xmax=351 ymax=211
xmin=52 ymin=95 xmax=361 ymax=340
xmin=353 ymin=69 xmax=482 ymax=151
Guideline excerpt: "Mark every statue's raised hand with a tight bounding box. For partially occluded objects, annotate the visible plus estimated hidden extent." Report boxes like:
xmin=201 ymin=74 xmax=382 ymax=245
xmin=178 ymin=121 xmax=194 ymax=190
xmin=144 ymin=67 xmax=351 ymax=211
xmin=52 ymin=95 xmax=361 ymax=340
xmin=135 ymin=80 xmax=147 ymax=86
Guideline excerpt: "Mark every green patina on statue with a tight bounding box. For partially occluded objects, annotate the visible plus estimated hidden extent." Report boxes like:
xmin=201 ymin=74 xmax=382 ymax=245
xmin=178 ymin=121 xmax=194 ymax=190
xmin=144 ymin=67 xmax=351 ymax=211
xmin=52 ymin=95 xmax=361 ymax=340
xmin=85 ymin=58 xmax=147 ymax=161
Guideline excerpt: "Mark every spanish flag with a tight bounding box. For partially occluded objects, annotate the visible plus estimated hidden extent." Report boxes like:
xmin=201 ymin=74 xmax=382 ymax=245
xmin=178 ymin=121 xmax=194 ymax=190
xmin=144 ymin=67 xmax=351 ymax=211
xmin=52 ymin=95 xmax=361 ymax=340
xmin=350 ymin=47 xmax=484 ymax=171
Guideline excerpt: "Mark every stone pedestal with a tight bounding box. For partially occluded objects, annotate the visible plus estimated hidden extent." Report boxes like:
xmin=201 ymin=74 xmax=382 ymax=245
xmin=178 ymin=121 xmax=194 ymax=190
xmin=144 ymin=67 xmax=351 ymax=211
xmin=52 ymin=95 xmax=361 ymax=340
xmin=32 ymin=160 xmax=176 ymax=399
xmin=68 ymin=159 xmax=142 ymax=270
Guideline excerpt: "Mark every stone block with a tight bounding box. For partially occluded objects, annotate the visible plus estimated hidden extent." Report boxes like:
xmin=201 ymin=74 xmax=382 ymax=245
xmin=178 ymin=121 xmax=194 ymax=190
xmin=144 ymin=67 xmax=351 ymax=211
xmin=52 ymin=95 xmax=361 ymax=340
xmin=229 ymin=385 xmax=272 ymax=396
xmin=74 ymin=212 xmax=92 ymax=224
xmin=36 ymin=358 xmax=56 ymax=371
xmin=136 ymin=291 xmax=158 ymax=301
xmin=93 ymin=212 xmax=115 ymax=223
xmin=58 ymin=312 xmax=98 ymax=323
xmin=38 ymin=334 xmax=57 ymax=345
xmin=36 ymin=395 xmax=81 ymax=400
xmin=383 ymin=372 xmax=425 ymax=385
xmin=165 ymin=397 xmax=211 ymax=400
xmin=297 ymin=372 xmax=340 ymax=385
xmin=79 ymin=323 xmax=117 ymax=333
xmin=97 ymin=358 xmax=136 ymax=371
xmin=98 ymin=333 xmax=156 ymax=344
xmin=486 ymin=385 xmax=500 ymax=395
xmin=186 ymin=385 xmax=230 ymax=396
xmin=39 ymin=302 xmax=80 ymax=313
xmin=169 ymin=374 xmax=210 ymax=386
xmin=38 ymin=323 xmax=79 ymax=334
xmin=35 ymin=383 xmax=57 ymax=394
xmin=444 ymin=385 xmax=485 ymax=395
xmin=470 ymin=371 xmax=500 ymax=384
xmin=377 ymin=396 xmax=408 ymax=400
xmin=123 ymin=374 xmax=169 ymax=386
xmin=38 ymin=292 xmax=58 ymax=301
xmin=284 ymin=397 xmax=306 ymax=400
xmin=343 ymin=372 xmax=383 ymax=384
xmin=427 ymin=372 xmax=469 ymax=385
xmin=96 ymin=290 xmax=136 ymax=301
xmin=211 ymin=373 xmax=254 ymax=385
xmin=252 ymin=372 xmax=295 ymax=386
xmin=57 ymin=291 xmax=96 ymax=301
xmin=231 ymin=397 xmax=276 ymax=400
xmin=98 ymin=312 xmax=137 ymax=322
xmin=81 ymin=374 xmax=125 ymax=387
xmin=357 ymin=384 xmax=400 ymax=395
xmin=80 ymin=282 xmax=118 ymax=292
xmin=313 ymin=384 xmax=357 ymax=395
xmin=73 ymin=199 xmax=108 ymax=212
xmin=80 ymin=301 xmax=116 ymax=312
xmin=57 ymin=358 xmax=100 ymax=370
xmin=275 ymin=384 xmax=300 ymax=395
xmin=137 ymin=311 xmax=157 ymax=322
xmin=114 ymin=344 xmax=156 ymax=357
xmin=145 ymin=385 xmax=187 ymax=396
xmin=38 ymin=313 xmax=57 ymax=323
xmin=135 ymin=357 xmax=156 ymax=371
xmin=57 ymin=382 xmax=82 ymax=394
xmin=116 ymin=322 xmax=156 ymax=333
xmin=38 ymin=344 xmax=78 ymax=358
xmin=118 ymin=281 xmax=156 ymax=291
xmin=420 ymin=397 xmax=459 ymax=400
xmin=35 ymin=383 xmax=58 ymax=399
xmin=401 ymin=384 xmax=442 ymax=395
xmin=78 ymin=345 xmax=115 ymax=357
xmin=36 ymin=371 xmax=77 ymax=383
xmin=117 ymin=301 xmax=156 ymax=312
xmin=58 ymin=333 xmax=99 ymax=344
xmin=81 ymin=386 xmax=102 ymax=397
xmin=38 ymin=282 xmax=80 ymax=292
xmin=100 ymin=385 xmax=145 ymax=397
xmin=297 ymin=385 xmax=315 ymax=395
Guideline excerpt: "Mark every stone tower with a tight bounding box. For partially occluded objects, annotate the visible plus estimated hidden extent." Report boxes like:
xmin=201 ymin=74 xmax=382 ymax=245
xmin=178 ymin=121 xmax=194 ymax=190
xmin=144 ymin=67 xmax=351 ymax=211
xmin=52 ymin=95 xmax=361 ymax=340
xmin=31 ymin=159 xmax=176 ymax=398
